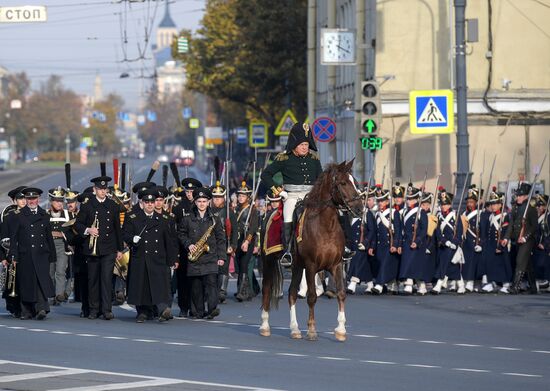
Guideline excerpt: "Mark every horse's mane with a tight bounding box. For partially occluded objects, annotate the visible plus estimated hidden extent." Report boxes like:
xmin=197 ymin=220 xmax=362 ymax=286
xmin=303 ymin=163 xmax=342 ymax=208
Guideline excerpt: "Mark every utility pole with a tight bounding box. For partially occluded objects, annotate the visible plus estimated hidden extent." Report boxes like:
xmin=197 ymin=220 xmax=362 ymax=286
xmin=327 ymin=0 xmax=337 ymax=161
xmin=454 ymin=0 xmax=470 ymax=202
xmin=307 ymin=0 xmax=316 ymax=133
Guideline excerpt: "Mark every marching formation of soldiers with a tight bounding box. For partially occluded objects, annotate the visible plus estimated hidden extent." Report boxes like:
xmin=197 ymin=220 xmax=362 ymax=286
xmin=345 ymin=181 xmax=550 ymax=296
xmin=1 ymin=122 xmax=549 ymax=323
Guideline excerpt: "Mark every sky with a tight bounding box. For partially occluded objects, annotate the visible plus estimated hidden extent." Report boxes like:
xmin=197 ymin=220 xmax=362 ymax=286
xmin=0 ymin=0 xmax=204 ymax=110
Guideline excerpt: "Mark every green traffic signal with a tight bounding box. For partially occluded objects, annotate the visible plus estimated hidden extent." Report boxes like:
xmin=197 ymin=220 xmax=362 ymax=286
xmin=362 ymin=119 xmax=377 ymax=133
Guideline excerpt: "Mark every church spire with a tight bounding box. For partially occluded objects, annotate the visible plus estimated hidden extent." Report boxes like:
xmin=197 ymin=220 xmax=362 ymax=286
xmin=159 ymin=1 xmax=176 ymax=28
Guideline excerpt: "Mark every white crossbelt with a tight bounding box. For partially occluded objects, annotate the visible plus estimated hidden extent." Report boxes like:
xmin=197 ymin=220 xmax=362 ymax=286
xmin=403 ymin=207 xmax=418 ymax=225
xmin=438 ymin=210 xmax=456 ymax=232
xmin=377 ymin=209 xmax=391 ymax=229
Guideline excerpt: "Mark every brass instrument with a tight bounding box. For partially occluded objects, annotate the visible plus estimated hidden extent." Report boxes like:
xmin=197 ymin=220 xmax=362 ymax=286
xmin=89 ymin=211 xmax=99 ymax=256
xmin=7 ymin=261 xmax=16 ymax=297
xmin=188 ymin=221 xmax=216 ymax=263
xmin=114 ymin=248 xmax=130 ymax=280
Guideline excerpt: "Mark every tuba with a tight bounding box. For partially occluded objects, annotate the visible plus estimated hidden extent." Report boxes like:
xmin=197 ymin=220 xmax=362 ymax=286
xmin=188 ymin=221 xmax=216 ymax=263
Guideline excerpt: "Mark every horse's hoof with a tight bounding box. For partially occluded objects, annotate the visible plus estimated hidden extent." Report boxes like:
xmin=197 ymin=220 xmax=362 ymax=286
xmin=290 ymin=331 xmax=302 ymax=339
xmin=306 ymin=332 xmax=318 ymax=341
xmin=334 ymin=331 xmax=347 ymax=342
xmin=259 ymin=328 xmax=271 ymax=337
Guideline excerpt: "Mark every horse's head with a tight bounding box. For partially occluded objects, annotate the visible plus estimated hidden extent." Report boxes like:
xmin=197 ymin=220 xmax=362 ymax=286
xmin=331 ymin=159 xmax=364 ymax=217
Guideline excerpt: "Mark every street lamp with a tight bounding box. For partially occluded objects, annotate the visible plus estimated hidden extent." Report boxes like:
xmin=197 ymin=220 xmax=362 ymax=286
xmin=65 ymin=135 xmax=71 ymax=163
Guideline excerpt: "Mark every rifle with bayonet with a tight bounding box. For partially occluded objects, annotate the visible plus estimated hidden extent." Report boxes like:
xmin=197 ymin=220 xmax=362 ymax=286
xmin=477 ymin=155 xmax=496 ymax=246
xmin=496 ymin=151 xmax=516 ymax=252
xmin=518 ymin=154 xmax=547 ymax=242
xmin=412 ymin=168 xmax=428 ymax=243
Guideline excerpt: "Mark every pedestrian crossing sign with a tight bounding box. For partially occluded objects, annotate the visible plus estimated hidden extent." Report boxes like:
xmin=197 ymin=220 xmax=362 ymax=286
xmin=409 ymin=90 xmax=454 ymax=134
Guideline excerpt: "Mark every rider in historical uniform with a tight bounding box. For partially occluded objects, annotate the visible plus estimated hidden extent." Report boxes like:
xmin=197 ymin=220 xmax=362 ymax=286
xmin=399 ymin=184 xmax=428 ymax=295
xmin=461 ymin=185 xmax=484 ymax=293
xmin=74 ymin=176 xmax=124 ymax=320
xmin=432 ymin=187 xmax=464 ymax=294
xmin=177 ymin=187 xmax=226 ymax=319
xmin=231 ymin=181 xmax=259 ymax=301
xmin=210 ymin=181 xmax=235 ymax=303
xmin=123 ymin=188 xmax=178 ymax=323
xmin=8 ymin=188 xmax=57 ymax=320
xmin=347 ymin=185 xmax=377 ymax=294
xmin=260 ymin=122 xmax=322 ymax=267
xmin=502 ymin=182 xmax=539 ymax=294
xmin=532 ymin=193 xmax=549 ymax=290
xmin=1 ymin=186 xmax=27 ymax=318
xmin=372 ymin=186 xmax=403 ymax=295
xmin=483 ymin=188 xmax=513 ymax=293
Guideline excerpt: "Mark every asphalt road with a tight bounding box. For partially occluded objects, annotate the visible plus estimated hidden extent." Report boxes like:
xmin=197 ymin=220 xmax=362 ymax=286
xmin=1 ymin=162 xmax=549 ymax=390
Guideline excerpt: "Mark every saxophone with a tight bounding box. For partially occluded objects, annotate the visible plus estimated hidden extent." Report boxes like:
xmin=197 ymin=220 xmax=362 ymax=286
xmin=188 ymin=220 xmax=216 ymax=263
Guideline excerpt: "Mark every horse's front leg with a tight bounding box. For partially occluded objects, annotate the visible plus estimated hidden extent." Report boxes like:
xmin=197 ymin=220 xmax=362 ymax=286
xmin=332 ymin=263 xmax=347 ymax=342
xmin=288 ymin=264 xmax=303 ymax=339
xmin=305 ymin=266 xmax=318 ymax=341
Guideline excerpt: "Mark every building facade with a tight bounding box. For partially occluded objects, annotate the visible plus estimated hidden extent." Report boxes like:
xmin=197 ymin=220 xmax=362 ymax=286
xmin=312 ymin=0 xmax=550 ymax=191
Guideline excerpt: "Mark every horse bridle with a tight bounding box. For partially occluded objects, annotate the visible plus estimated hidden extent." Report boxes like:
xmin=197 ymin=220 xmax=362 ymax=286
xmin=331 ymin=175 xmax=362 ymax=218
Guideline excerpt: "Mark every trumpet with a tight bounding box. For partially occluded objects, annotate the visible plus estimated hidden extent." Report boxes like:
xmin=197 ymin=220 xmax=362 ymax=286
xmin=7 ymin=261 xmax=16 ymax=298
xmin=89 ymin=211 xmax=99 ymax=256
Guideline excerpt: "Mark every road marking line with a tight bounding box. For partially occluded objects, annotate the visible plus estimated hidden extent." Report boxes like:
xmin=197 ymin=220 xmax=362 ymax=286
xmin=7 ymin=326 xmax=25 ymax=329
xmin=354 ymin=334 xmax=378 ymax=338
xmin=200 ymin=345 xmax=230 ymax=350
xmin=405 ymin=364 xmax=441 ymax=369
xmin=0 ymin=369 xmax=89 ymax=383
xmin=273 ymin=326 xmax=289 ymax=330
xmin=226 ymin=322 xmax=244 ymax=326
xmin=276 ymin=353 xmax=308 ymax=357
xmin=317 ymin=356 xmax=350 ymax=361
xmin=384 ymin=337 xmax=410 ymax=341
xmin=454 ymin=343 xmax=482 ymax=347
xmin=50 ymin=331 xmax=72 ymax=335
xmin=502 ymin=372 xmax=542 ymax=378
xmin=76 ymin=333 xmax=98 ymax=337
xmin=50 ymin=379 xmax=190 ymax=391
xmin=103 ymin=336 xmax=127 ymax=340
xmin=491 ymin=346 xmax=521 ymax=351
xmin=418 ymin=340 xmax=446 ymax=344
xmin=361 ymin=360 xmax=397 ymax=365
xmin=453 ymin=368 xmax=491 ymax=373
xmin=132 ymin=339 xmax=159 ymax=343
xmin=532 ymin=350 xmax=550 ymax=354
xmin=238 ymin=349 xmax=266 ymax=353
xmin=27 ymin=328 xmax=48 ymax=332
xmin=165 ymin=342 xmax=193 ymax=346
xmin=208 ymin=320 xmax=224 ymax=324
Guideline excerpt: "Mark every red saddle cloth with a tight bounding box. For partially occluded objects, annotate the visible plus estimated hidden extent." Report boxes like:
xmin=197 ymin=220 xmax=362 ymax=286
xmin=264 ymin=206 xmax=284 ymax=255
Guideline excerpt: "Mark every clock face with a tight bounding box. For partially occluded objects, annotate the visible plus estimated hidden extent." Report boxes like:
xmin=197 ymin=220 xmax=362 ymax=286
xmin=322 ymin=30 xmax=355 ymax=64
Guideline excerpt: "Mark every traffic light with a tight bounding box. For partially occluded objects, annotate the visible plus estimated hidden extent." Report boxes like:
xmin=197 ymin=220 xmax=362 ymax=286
xmin=361 ymin=80 xmax=382 ymax=135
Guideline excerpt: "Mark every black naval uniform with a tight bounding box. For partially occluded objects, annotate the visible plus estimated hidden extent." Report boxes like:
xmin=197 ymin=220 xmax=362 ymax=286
xmin=9 ymin=206 xmax=57 ymax=318
xmin=173 ymin=197 xmax=194 ymax=316
xmin=74 ymin=196 xmax=123 ymax=318
xmin=211 ymin=205 xmax=236 ymax=302
xmin=1 ymin=204 xmax=21 ymax=317
xmin=178 ymin=206 xmax=226 ymax=318
xmin=122 ymin=209 xmax=178 ymax=319
xmin=505 ymin=198 xmax=538 ymax=293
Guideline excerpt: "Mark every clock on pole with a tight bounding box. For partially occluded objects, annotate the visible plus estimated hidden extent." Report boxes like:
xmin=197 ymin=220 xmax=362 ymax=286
xmin=321 ymin=29 xmax=356 ymax=65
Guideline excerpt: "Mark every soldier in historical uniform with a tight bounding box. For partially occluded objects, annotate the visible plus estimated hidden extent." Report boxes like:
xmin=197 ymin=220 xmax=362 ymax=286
xmin=432 ymin=188 xmax=464 ymax=294
xmin=532 ymin=193 xmax=550 ymax=290
xmin=347 ymin=186 xmax=377 ymax=294
xmin=47 ymin=187 xmax=74 ymax=305
xmin=260 ymin=122 xmax=322 ymax=267
xmin=399 ymin=184 xmax=428 ymax=295
xmin=210 ymin=181 xmax=235 ymax=303
xmin=231 ymin=181 xmax=259 ymax=301
xmin=172 ymin=177 xmax=202 ymax=317
xmin=483 ymin=189 xmax=513 ymax=293
xmin=502 ymin=182 xmax=539 ymax=294
xmin=419 ymin=192 xmax=437 ymax=295
xmin=461 ymin=185 xmax=484 ymax=293
xmin=74 ymin=176 xmax=124 ymax=320
xmin=1 ymin=186 xmax=27 ymax=318
xmin=372 ymin=186 xmax=403 ymax=295
xmin=178 ymin=187 xmax=226 ymax=319
xmin=8 ymin=188 xmax=57 ymax=320
xmin=122 ymin=188 xmax=178 ymax=322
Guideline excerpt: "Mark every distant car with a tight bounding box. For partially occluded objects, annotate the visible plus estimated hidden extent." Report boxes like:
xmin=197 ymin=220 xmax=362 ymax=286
xmin=157 ymin=154 xmax=169 ymax=163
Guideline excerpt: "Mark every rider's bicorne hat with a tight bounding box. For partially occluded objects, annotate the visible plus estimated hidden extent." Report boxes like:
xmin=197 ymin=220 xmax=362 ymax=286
xmin=285 ymin=122 xmax=318 ymax=152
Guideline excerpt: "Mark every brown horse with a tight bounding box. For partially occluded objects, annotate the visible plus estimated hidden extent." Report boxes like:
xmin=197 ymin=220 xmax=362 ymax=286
xmin=260 ymin=159 xmax=363 ymax=341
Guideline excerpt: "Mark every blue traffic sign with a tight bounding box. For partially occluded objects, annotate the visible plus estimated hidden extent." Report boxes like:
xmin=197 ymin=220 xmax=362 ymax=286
xmin=409 ymin=90 xmax=454 ymax=134
xmin=182 ymin=107 xmax=192 ymax=119
xmin=235 ymin=127 xmax=248 ymax=144
xmin=312 ymin=117 xmax=336 ymax=142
